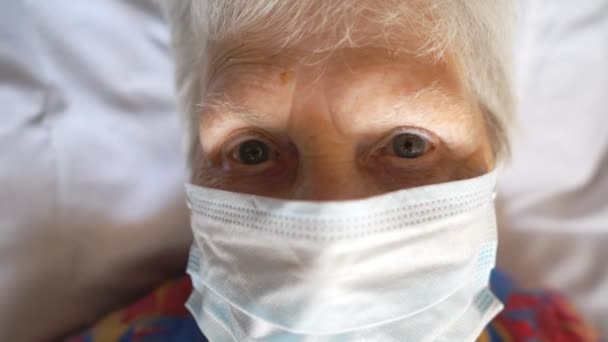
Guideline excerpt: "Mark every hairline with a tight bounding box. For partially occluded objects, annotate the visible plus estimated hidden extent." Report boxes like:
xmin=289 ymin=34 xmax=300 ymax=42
xmin=164 ymin=0 xmax=515 ymax=171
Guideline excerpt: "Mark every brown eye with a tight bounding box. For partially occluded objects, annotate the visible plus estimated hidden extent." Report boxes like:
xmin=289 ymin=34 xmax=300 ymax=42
xmin=391 ymin=133 xmax=429 ymax=158
xmin=237 ymin=139 xmax=270 ymax=165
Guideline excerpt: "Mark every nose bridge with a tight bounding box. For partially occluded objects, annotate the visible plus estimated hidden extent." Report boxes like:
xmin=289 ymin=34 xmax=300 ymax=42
xmin=291 ymin=154 xmax=378 ymax=200
xmin=289 ymin=102 xmax=365 ymax=200
xmin=286 ymin=66 xmax=380 ymax=200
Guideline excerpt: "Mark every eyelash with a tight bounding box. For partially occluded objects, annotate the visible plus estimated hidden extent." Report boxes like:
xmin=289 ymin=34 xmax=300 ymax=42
xmin=218 ymin=126 xmax=437 ymax=169
xmin=371 ymin=127 xmax=437 ymax=157
xmin=219 ymin=130 xmax=284 ymax=173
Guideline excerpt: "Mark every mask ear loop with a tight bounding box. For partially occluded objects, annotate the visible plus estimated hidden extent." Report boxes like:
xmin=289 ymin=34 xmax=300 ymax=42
xmin=185 ymin=185 xmax=194 ymax=210
xmin=492 ymin=162 xmax=506 ymax=201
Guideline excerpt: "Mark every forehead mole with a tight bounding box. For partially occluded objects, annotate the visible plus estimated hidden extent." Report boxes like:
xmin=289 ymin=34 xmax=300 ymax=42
xmin=280 ymin=70 xmax=295 ymax=85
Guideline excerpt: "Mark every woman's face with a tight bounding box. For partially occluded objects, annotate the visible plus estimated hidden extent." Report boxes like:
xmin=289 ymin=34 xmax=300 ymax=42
xmin=194 ymin=47 xmax=494 ymax=200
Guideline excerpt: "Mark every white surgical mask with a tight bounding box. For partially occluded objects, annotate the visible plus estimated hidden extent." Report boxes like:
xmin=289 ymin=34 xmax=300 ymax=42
xmin=185 ymin=171 xmax=503 ymax=341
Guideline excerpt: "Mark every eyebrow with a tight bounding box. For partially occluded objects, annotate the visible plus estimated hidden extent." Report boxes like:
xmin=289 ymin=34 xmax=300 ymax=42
xmin=197 ymin=93 xmax=270 ymax=125
xmin=197 ymin=81 xmax=465 ymax=136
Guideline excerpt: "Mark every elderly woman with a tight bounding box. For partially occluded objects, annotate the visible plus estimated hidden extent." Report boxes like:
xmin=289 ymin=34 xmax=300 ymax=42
xmin=71 ymin=0 xmax=598 ymax=341
xmin=172 ymin=0 xmax=510 ymax=338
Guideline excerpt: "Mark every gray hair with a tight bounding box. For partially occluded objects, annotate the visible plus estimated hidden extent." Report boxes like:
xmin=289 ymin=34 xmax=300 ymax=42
xmin=164 ymin=0 xmax=515 ymax=168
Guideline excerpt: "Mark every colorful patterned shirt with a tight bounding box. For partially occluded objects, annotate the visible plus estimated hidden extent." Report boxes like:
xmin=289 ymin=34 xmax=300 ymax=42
xmin=69 ymin=270 xmax=599 ymax=342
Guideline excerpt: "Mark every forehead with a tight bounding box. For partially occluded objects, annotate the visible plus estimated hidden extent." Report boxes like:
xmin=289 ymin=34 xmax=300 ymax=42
xmin=199 ymin=46 xmax=482 ymax=155
xmin=204 ymin=44 xmax=466 ymax=101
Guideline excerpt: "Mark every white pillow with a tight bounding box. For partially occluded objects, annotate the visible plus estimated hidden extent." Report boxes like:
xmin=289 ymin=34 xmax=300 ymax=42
xmin=0 ymin=1 xmax=191 ymax=340
xmin=498 ymin=0 xmax=608 ymax=335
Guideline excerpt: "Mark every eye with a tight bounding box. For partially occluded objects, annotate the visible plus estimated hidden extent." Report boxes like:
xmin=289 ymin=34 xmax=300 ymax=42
xmin=220 ymin=132 xmax=286 ymax=174
xmin=217 ymin=131 xmax=292 ymax=178
xmin=235 ymin=139 xmax=271 ymax=165
xmin=391 ymin=132 xmax=430 ymax=158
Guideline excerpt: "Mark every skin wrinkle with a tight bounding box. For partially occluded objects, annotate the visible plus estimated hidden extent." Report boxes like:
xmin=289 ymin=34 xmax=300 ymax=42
xmin=167 ymin=1 xmax=514 ymax=171
xmin=287 ymin=64 xmax=350 ymax=142
xmin=194 ymin=45 xmax=494 ymax=200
